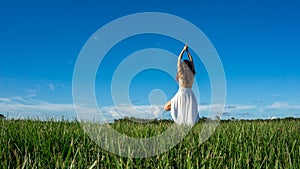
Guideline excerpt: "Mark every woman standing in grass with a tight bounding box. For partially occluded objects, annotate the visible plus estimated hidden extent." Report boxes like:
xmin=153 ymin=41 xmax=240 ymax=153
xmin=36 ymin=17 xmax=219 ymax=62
xmin=164 ymin=44 xmax=199 ymax=125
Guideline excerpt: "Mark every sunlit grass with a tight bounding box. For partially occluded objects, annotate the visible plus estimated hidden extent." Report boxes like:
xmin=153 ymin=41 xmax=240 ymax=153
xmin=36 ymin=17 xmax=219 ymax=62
xmin=0 ymin=118 xmax=299 ymax=168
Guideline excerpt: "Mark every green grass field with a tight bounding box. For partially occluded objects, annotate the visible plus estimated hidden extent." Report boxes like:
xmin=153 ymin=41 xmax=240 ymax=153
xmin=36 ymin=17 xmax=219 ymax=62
xmin=0 ymin=118 xmax=299 ymax=168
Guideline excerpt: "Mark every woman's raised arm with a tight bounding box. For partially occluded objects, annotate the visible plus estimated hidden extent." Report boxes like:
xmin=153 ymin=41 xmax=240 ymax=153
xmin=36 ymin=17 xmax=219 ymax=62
xmin=178 ymin=45 xmax=188 ymax=68
xmin=186 ymin=49 xmax=195 ymax=72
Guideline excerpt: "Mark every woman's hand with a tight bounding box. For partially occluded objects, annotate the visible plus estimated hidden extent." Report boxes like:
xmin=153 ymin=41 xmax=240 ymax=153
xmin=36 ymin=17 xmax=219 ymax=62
xmin=183 ymin=44 xmax=188 ymax=51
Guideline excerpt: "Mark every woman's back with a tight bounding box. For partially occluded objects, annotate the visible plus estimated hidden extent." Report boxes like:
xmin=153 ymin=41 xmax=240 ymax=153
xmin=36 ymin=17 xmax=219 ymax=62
xmin=178 ymin=61 xmax=194 ymax=88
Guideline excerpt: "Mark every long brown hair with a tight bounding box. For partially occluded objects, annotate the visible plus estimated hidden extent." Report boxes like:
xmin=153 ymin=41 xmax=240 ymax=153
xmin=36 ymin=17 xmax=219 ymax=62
xmin=183 ymin=60 xmax=196 ymax=75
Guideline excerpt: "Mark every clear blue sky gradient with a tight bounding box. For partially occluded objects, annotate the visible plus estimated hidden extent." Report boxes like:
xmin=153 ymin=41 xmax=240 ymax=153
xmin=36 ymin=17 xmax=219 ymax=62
xmin=0 ymin=0 xmax=300 ymax=119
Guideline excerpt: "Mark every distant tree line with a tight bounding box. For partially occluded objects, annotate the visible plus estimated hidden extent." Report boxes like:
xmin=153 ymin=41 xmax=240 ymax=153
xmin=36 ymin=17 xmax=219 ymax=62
xmin=114 ymin=116 xmax=299 ymax=124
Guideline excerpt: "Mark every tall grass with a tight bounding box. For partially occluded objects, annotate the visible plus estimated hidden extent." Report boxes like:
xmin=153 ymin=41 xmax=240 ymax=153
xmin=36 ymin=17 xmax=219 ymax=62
xmin=0 ymin=118 xmax=299 ymax=168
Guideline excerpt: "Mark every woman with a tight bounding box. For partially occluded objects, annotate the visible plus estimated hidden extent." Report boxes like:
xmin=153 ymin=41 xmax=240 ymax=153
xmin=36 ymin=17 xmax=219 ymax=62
xmin=164 ymin=44 xmax=199 ymax=125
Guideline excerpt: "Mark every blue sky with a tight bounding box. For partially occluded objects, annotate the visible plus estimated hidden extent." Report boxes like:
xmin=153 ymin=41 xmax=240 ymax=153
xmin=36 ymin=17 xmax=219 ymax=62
xmin=0 ymin=0 xmax=300 ymax=120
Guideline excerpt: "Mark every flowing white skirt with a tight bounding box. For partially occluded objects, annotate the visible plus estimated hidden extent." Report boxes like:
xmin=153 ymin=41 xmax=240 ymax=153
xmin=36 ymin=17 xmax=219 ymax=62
xmin=171 ymin=88 xmax=199 ymax=125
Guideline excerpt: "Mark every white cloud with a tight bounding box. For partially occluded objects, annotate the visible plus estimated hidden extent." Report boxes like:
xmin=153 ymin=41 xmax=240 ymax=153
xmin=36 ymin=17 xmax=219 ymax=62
xmin=3 ymin=97 xmax=298 ymax=121
xmin=264 ymin=102 xmax=300 ymax=110
xmin=198 ymin=104 xmax=255 ymax=112
xmin=228 ymin=105 xmax=256 ymax=111
xmin=47 ymin=83 xmax=66 ymax=91
xmin=0 ymin=97 xmax=168 ymax=121
xmin=26 ymin=92 xmax=37 ymax=98
xmin=258 ymin=102 xmax=300 ymax=119
xmin=100 ymin=104 xmax=165 ymax=119
xmin=0 ymin=97 xmax=74 ymax=113
xmin=269 ymin=116 xmax=277 ymax=120
xmin=272 ymin=94 xmax=281 ymax=97
xmin=49 ymin=83 xmax=55 ymax=90
xmin=253 ymin=100 xmax=264 ymax=104
xmin=258 ymin=107 xmax=265 ymax=113
xmin=25 ymin=89 xmax=38 ymax=98
xmin=0 ymin=98 xmax=11 ymax=102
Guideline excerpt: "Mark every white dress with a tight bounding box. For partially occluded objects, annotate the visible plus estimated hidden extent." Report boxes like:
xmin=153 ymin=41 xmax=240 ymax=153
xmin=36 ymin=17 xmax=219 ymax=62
xmin=171 ymin=62 xmax=199 ymax=125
